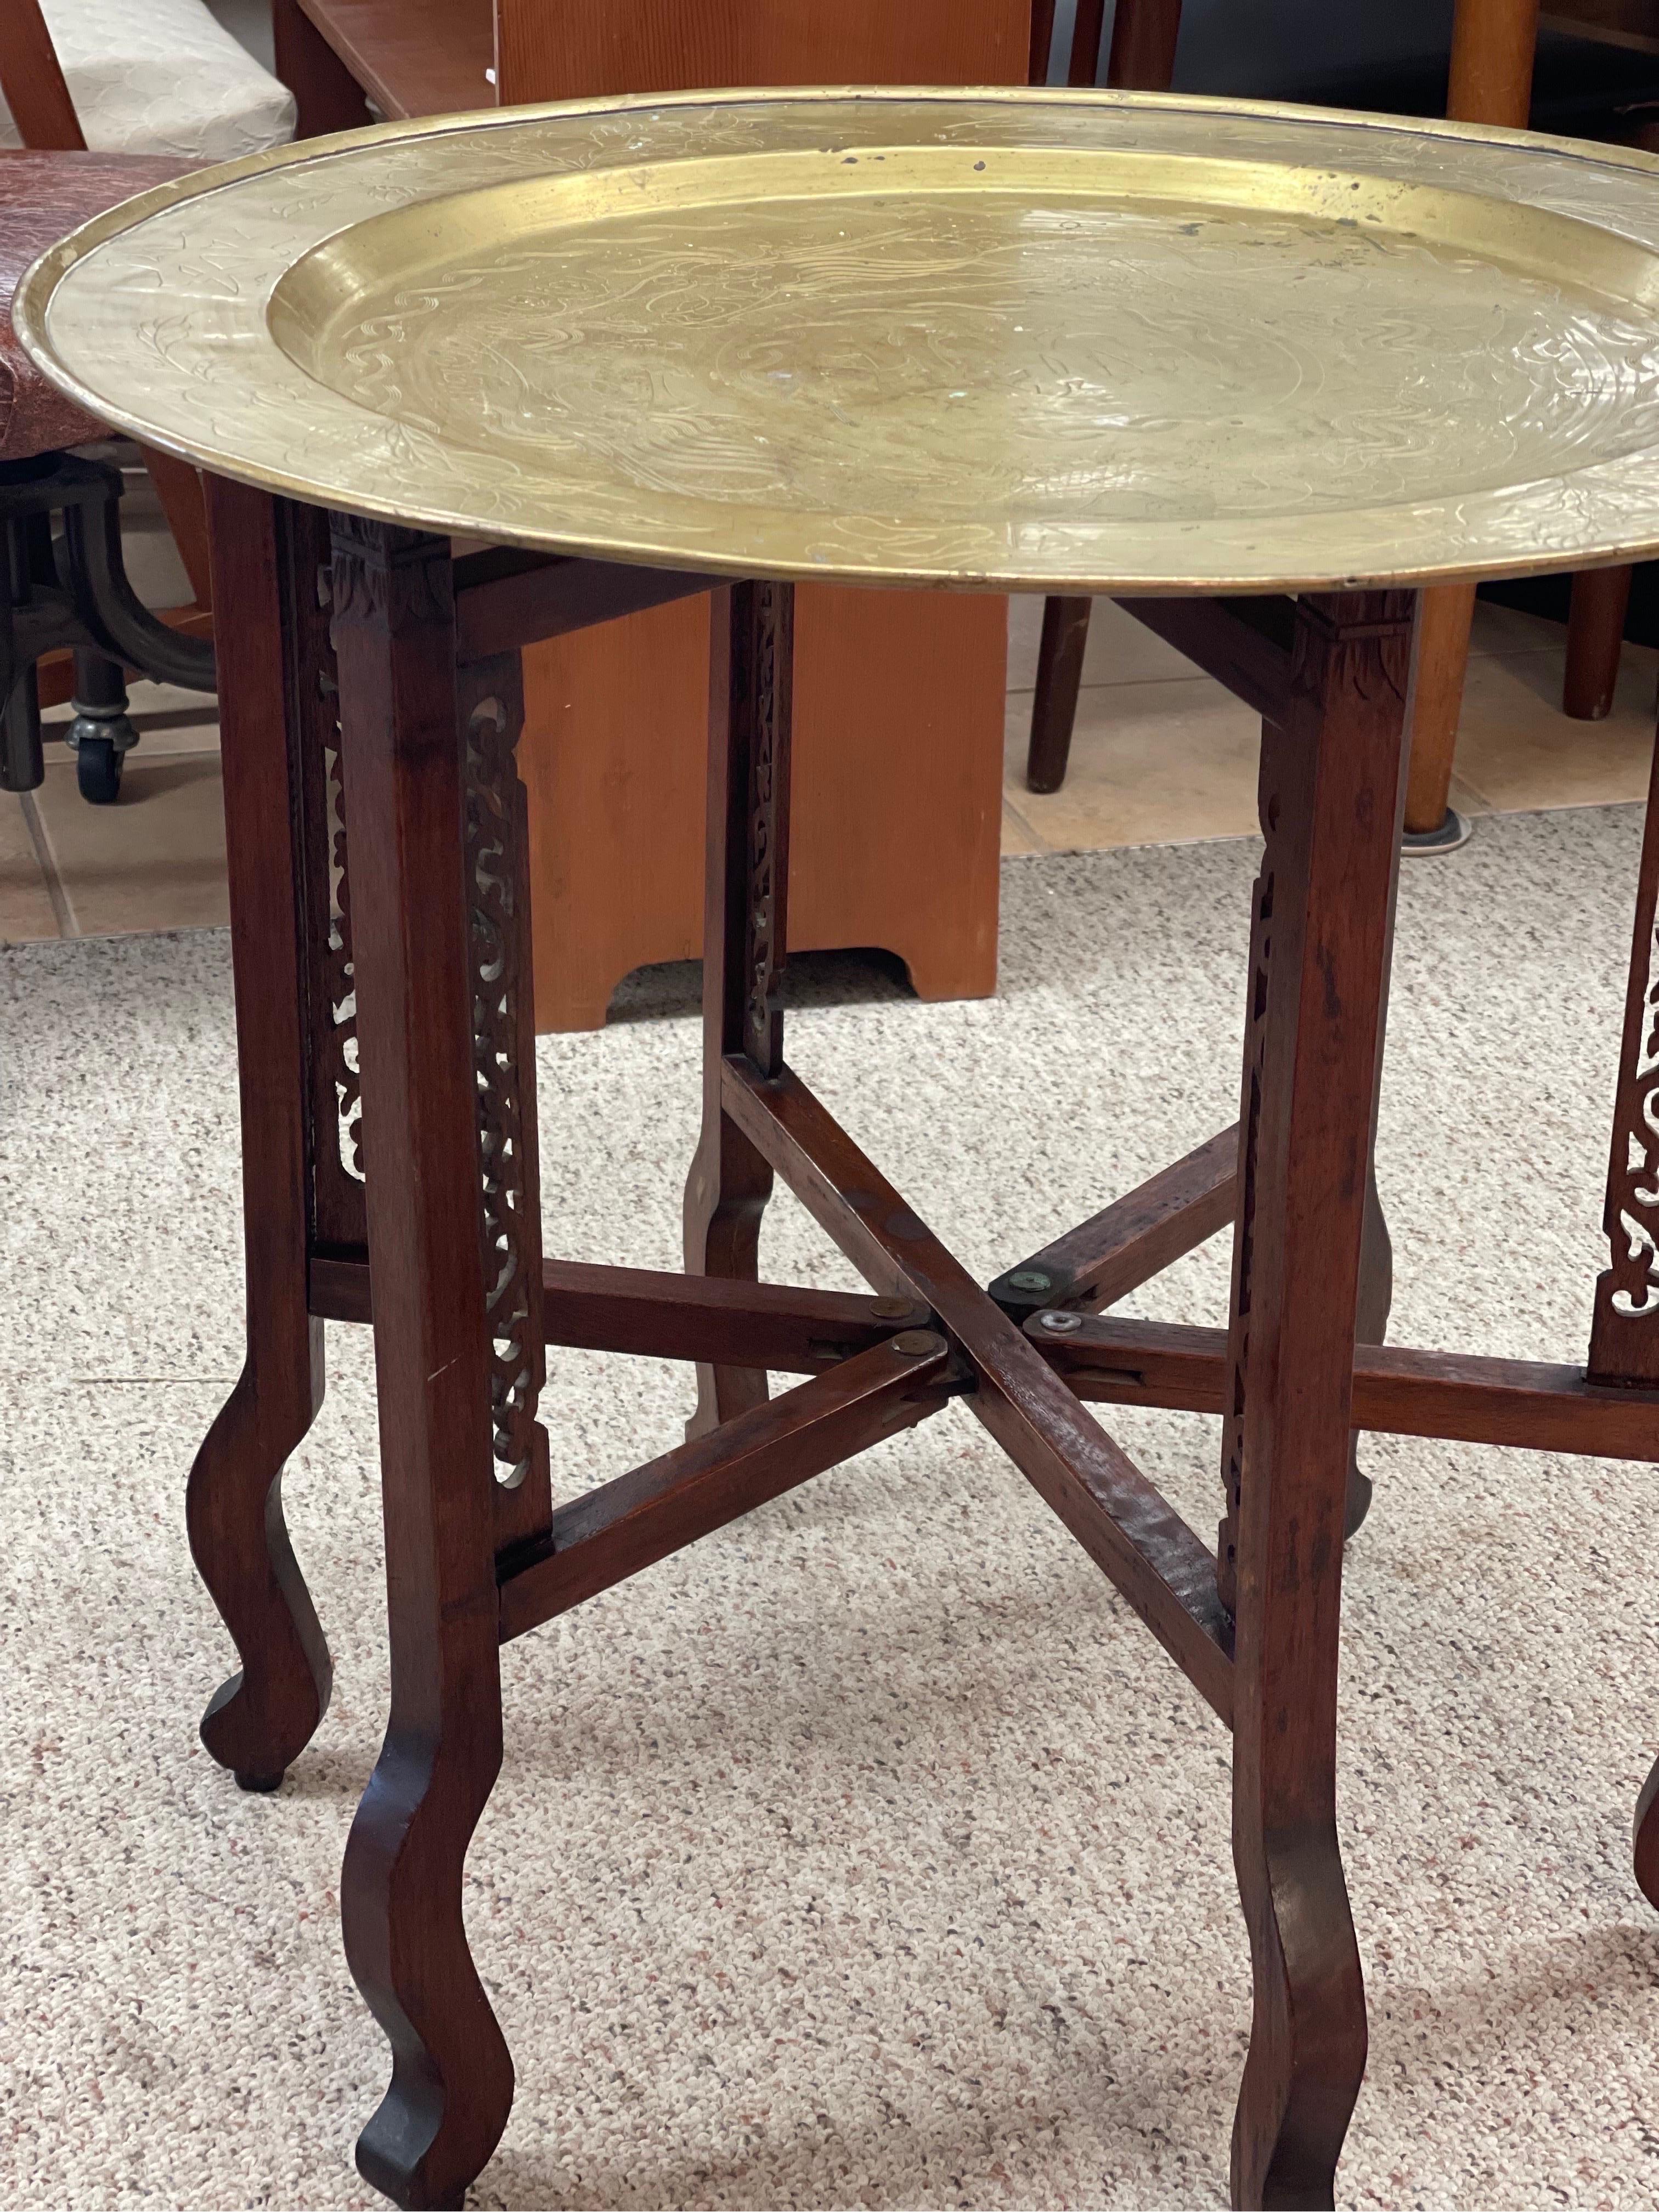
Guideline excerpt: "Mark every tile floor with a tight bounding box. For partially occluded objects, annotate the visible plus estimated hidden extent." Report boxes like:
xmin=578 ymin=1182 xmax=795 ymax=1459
xmin=5 ymin=594 xmax=1657 ymax=949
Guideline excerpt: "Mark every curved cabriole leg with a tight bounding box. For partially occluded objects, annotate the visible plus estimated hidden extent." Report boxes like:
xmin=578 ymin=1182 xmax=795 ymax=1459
xmin=344 ymin=1727 xmax=513 ymax=2208
xmin=189 ymin=1350 xmax=330 ymax=1791
xmin=1344 ymin=1168 xmax=1393 ymax=1539
xmin=1225 ymin=593 xmax=1417 ymax=2207
xmin=332 ymin=515 xmax=514 ymax=2206
xmin=190 ymin=479 xmax=335 ymax=1790
xmin=684 ymin=581 xmax=795 ymax=1438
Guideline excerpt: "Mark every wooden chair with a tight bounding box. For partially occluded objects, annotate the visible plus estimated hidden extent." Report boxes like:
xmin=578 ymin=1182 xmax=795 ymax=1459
xmin=0 ymin=1 xmax=217 ymax=800
xmin=1025 ymin=0 xmax=1638 ymax=834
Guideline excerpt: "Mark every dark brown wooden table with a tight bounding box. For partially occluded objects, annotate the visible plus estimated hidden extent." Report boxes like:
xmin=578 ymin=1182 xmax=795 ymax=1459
xmin=27 ymin=84 xmax=1659 ymax=2212
xmin=179 ymin=476 xmax=1659 ymax=2210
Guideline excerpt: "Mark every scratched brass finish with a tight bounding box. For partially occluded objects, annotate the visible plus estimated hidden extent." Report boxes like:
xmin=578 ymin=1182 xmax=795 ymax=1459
xmin=19 ymin=88 xmax=1659 ymax=592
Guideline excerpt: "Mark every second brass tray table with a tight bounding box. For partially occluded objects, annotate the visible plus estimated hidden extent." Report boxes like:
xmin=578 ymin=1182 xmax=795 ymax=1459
xmin=20 ymin=84 xmax=1659 ymax=2210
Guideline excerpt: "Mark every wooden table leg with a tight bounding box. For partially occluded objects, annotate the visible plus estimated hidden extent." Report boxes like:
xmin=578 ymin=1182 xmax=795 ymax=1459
xmin=684 ymin=582 xmax=794 ymax=1434
xmin=330 ymin=516 xmax=515 ymax=2211
xmin=1586 ymin=721 xmax=1659 ymax=1910
xmin=1221 ymin=590 xmax=1417 ymax=2208
xmin=187 ymin=478 xmax=332 ymax=1792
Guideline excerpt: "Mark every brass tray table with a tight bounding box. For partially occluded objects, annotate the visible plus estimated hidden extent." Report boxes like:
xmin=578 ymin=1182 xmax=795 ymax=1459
xmin=21 ymin=85 xmax=1659 ymax=2211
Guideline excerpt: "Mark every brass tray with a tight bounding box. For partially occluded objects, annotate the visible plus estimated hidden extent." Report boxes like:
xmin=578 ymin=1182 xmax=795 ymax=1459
xmin=20 ymin=87 xmax=1659 ymax=593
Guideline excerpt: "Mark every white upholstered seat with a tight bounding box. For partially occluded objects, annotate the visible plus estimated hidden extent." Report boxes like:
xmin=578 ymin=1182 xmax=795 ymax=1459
xmin=0 ymin=0 xmax=294 ymax=162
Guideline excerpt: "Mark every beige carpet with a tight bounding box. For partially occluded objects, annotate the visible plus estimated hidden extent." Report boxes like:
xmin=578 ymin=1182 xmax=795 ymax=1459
xmin=3 ymin=807 xmax=1658 ymax=2210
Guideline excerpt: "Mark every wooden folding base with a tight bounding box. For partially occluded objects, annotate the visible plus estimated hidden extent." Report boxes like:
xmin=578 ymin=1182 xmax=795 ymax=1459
xmin=188 ymin=481 xmax=1659 ymax=2212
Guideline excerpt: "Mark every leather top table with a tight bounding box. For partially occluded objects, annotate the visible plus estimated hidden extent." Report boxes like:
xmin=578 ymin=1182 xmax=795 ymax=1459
xmin=19 ymin=86 xmax=1659 ymax=2210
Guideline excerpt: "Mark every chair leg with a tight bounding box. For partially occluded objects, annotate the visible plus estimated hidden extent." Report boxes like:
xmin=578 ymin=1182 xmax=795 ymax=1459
xmin=1027 ymin=595 xmax=1090 ymax=793
xmin=1223 ymin=591 xmax=1416 ymax=2209
xmin=188 ymin=478 xmax=332 ymax=1791
xmin=1402 ymin=579 xmax=1476 ymax=842
xmin=684 ymin=581 xmax=795 ymax=1436
xmin=330 ymin=516 xmax=514 ymax=2210
xmin=1563 ymin=565 xmax=1631 ymax=722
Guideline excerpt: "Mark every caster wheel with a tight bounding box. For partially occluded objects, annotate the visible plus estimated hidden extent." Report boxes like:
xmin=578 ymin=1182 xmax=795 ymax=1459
xmin=75 ymin=735 xmax=123 ymax=805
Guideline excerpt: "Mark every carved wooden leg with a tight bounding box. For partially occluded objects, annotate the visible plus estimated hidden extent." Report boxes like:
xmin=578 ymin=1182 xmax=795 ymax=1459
xmin=331 ymin=518 xmax=514 ymax=2210
xmin=188 ymin=480 xmax=332 ymax=1792
xmin=1221 ymin=591 xmax=1417 ymax=2210
xmin=684 ymin=582 xmax=794 ymax=1436
xmin=1587 ymin=724 xmax=1659 ymax=1913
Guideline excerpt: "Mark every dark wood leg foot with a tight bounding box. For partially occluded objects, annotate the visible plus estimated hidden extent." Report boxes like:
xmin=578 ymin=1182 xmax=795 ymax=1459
xmin=685 ymin=581 xmax=795 ymax=1436
xmin=190 ymin=479 xmax=335 ymax=1789
xmin=1027 ymin=594 xmax=1090 ymax=793
xmin=332 ymin=518 xmax=515 ymax=2208
xmin=1223 ymin=592 xmax=1417 ymax=2208
xmin=189 ymin=1359 xmax=330 ymax=1790
xmin=1345 ymin=1168 xmax=1393 ymax=1538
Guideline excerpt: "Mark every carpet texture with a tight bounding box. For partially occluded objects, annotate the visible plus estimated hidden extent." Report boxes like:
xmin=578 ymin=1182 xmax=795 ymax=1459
xmin=3 ymin=809 xmax=1658 ymax=2210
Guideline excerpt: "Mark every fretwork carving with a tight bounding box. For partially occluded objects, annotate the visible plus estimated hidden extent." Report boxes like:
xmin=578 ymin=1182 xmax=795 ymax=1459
xmin=286 ymin=501 xmax=366 ymax=1251
xmin=459 ymin=654 xmax=551 ymax=1541
xmin=1217 ymin=750 xmax=1280 ymax=1615
xmin=1590 ymin=737 xmax=1659 ymax=1383
xmin=740 ymin=580 xmax=794 ymax=1076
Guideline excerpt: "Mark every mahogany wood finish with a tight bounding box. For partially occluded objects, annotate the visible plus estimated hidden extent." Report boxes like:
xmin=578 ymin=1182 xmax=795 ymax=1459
xmin=682 ymin=582 xmax=794 ymax=1436
xmin=498 ymin=1334 xmax=952 ymax=1640
xmin=991 ymin=1122 xmax=1239 ymax=1316
xmin=1221 ymin=591 xmax=1416 ymax=2207
xmin=308 ymin=1248 xmax=930 ymax=1369
xmin=328 ymin=514 xmax=518 ymax=2209
xmin=192 ymin=483 xmax=1659 ymax=2209
xmin=1589 ymin=726 xmax=1659 ymax=1903
xmin=1034 ymin=1311 xmax=1659 ymax=1458
xmin=187 ymin=478 xmax=332 ymax=1794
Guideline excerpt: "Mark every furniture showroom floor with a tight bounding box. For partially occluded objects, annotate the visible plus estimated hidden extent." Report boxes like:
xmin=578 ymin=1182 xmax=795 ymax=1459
xmin=3 ymin=594 xmax=1656 ymax=944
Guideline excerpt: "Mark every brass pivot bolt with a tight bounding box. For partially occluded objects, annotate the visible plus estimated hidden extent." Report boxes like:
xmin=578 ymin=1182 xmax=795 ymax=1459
xmin=890 ymin=1330 xmax=946 ymax=1358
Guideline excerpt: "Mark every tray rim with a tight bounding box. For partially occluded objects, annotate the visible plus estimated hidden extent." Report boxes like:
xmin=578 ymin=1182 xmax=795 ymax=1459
xmin=20 ymin=82 xmax=1659 ymax=597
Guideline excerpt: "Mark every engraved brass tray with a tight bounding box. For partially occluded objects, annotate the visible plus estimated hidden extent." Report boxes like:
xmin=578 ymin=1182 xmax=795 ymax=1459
xmin=20 ymin=88 xmax=1659 ymax=592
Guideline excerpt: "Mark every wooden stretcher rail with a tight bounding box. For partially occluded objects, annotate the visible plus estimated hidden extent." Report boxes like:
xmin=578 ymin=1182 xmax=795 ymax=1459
xmin=308 ymin=1251 xmax=928 ymax=1371
xmin=991 ymin=1123 xmax=1239 ymax=1314
xmin=1034 ymin=1313 xmax=1659 ymax=1461
xmin=450 ymin=546 xmax=717 ymax=662
xmin=1113 ymin=594 xmax=1295 ymax=724
xmin=721 ymin=1054 xmax=1237 ymax=1721
xmin=496 ymin=1333 xmax=952 ymax=1640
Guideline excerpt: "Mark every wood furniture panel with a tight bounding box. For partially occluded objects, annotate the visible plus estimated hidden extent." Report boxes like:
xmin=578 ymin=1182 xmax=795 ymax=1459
xmin=496 ymin=2 xmax=1028 ymax=101
xmin=284 ymin=0 xmax=492 ymax=123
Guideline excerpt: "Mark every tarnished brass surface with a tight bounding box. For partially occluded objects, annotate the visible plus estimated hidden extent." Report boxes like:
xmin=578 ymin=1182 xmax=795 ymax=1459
xmin=18 ymin=87 xmax=1659 ymax=592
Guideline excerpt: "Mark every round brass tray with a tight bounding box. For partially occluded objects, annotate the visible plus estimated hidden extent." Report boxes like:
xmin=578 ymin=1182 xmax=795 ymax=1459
xmin=19 ymin=87 xmax=1659 ymax=593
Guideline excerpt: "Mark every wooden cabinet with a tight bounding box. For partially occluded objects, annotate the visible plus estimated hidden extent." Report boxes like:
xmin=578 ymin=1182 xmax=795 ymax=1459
xmin=275 ymin=0 xmax=1024 ymax=1028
